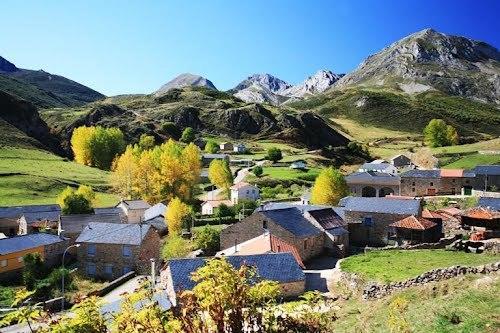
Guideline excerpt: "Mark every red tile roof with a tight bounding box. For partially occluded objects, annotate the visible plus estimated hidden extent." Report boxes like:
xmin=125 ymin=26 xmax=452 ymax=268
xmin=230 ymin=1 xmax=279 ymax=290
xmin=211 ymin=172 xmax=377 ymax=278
xmin=461 ymin=207 xmax=500 ymax=220
xmin=389 ymin=215 xmax=437 ymax=230
xmin=440 ymin=169 xmax=464 ymax=178
xmin=422 ymin=208 xmax=444 ymax=220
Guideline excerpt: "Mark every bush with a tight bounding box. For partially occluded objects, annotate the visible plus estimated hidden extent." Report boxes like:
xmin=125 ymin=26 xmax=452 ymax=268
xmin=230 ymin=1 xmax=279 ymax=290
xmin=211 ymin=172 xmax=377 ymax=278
xmin=193 ymin=225 xmax=221 ymax=255
xmin=181 ymin=127 xmax=195 ymax=143
xmin=22 ymin=253 xmax=47 ymax=290
xmin=252 ymin=165 xmax=263 ymax=177
xmin=161 ymin=122 xmax=180 ymax=138
xmin=57 ymin=185 xmax=94 ymax=215
xmin=266 ymin=147 xmax=282 ymax=163
xmin=162 ymin=235 xmax=193 ymax=259
xmin=233 ymin=200 xmax=259 ymax=217
xmin=215 ymin=203 xmax=234 ymax=219
xmin=204 ymin=140 xmax=219 ymax=153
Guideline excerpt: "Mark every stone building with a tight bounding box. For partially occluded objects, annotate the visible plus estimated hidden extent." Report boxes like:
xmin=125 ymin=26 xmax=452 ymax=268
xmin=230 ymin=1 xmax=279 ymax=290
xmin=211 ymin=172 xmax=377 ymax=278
xmin=116 ymin=200 xmax=151 ymax=223
xmin=400 ymin=169 xmax=474 ymax=196
xmin=0 ymin=233 xmax=68 ymax=281
xmin=160 ymin=253 xmax=305 ymax=305
xmin=472 ymin=165 xmax=500 ymax=191
xmin=219 ymin=142 xmax=234 ymax=151
xmin=220 ymin=207 xmax=324 ymax=262
xmin=0 ymin=204 xmax=60 ymax=236
xmin=339 ymin=196 xmax=422 ymax=246
xmin=201 ymin=153 xmax=230 ymax=167
xmin=390 ymin=154 xmax=413 ymax=168
xmin=76 ymin=222 xmax=161 ymax=280
xmin=388 ymin=215 xmax=442 ymax=244
xmin=59 ymin=213 xmax=123 ymax=245
xmin=346 ymin=171 xmax=400 ymax=197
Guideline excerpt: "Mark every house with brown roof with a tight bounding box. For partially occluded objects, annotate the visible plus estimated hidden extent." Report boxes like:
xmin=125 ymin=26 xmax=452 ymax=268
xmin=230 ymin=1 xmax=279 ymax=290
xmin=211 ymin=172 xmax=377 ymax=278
xmin=389 ymin=215 xmax=442 ymax=244
xmin=217 ymin=232 xmax=305 ymax=268
xmin=460 ymin=207 xmax=500 ymax=233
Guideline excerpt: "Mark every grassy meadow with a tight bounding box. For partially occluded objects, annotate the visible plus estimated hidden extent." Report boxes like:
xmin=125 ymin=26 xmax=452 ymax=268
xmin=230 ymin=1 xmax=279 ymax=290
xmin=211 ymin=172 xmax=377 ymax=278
xmin=340 ymin=250 xmax=500 ymax=283
xmin=0 ymin=147 xmax=118 ymax=206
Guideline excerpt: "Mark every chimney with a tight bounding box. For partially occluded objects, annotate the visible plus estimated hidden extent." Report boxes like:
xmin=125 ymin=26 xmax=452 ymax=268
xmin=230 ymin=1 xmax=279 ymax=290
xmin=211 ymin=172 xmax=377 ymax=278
xmin=234 ymin=239 xmax=238 ymax=253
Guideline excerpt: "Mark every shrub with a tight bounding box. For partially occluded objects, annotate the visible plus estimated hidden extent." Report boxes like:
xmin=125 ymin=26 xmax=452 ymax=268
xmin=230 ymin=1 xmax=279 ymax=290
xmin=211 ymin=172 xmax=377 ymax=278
xmin=193 ymin=225 xmax=221 ymax=255
xmin=204 ymin=140 xmax=219 ymax=153
xmin=266 ymin=147 xmax=282 ymax=163
xmin=252 ymin=165 xmax=263 ymax=177
xmin=161 ymin=122 xmax=180 ymax=138
xmin=180 ymin=127 xmax=195 ymax=143
xmin=162 ymin=235 xmax=193 ymax=259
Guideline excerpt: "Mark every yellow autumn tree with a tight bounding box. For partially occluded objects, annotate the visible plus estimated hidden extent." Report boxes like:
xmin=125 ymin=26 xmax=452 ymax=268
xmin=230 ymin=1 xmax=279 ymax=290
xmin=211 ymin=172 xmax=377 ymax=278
xmin=181 ymin=143 xmax=202 ymax=197
xmin=111 ymin=146 xmax=138 ymax=200
xmin=71 ymin=126 xmax=96 ymax=166
xmin=166 ymin=197 xmax=192 ymax=235
xmin=133 ymin=150 xmax=160 ymax=204
xmin=310 ymin=167 xmax=348 ymax=205
xmin=208 ymin=159 xmax=233 ymax=193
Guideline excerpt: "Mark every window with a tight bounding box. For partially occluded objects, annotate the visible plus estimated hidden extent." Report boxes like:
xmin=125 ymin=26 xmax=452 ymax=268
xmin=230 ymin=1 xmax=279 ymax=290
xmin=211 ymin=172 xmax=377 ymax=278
xmin=86 ymin=263 xmax=96 ymax=277
xmin=430 ymin=182 xmax=434 ymax=186
xmin=123 ymin=266 xmax=132 ymax=275
xmin=412 ymin=182 xmax=415 ymax=186
xmin=363 ymin=217 xmax=373 ymax=227
xmin=1 ymin=259 xmax=7 ymax=267
xmin=262 ymin=220 xmax=268 ymax=229
xmin=122 ymin=245 xmax=132 ymax=257
xmin=104 ymin=264 xmax=113 ymax=276
xmin=452 ymin=179 xmax=456 ymax=183
xmin=246 ymin=190 xmax=249 ymax=194
xmin=412 ymin=187 xmax=416 ymax=192
xmin=87 ymin=244 xmax=96 ymax=256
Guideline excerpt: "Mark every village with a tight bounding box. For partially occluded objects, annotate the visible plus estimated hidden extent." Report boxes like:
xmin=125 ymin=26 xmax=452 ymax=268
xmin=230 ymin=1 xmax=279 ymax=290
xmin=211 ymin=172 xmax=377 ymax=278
xmin=0 ymin=135 xmax=499 ymax=331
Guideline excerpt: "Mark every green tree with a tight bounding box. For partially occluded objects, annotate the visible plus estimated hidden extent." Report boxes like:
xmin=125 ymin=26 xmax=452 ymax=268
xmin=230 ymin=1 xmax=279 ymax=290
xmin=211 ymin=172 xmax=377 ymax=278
xmin=180 ymin=127 xmax=195 ymax=143
xmin=215 ymin=203 xmax=234 ymax=220
xmin=22 ymin=253 xmax=46 ymax=290
xmin=266 ymin=147 xmax=282 ymax=163
xmin=208 ymin=159 xmax=233 ymax=193
xmin=233 ymin=199 xmax=258 ymax=218
xmin=162 ymin=235 xmax=193 ymax=259
xmin=423 ymin=119 xmax=459 ymax=148
xmin=57 ymin=185 xmax=95 ymax=215
xmin=252 ymin=165 xmax=263 ymax=177
xmin=138 ymin=133 xmax=155 ymax=151
xmin=193 ymin=225 xmax=221 ymax=255
xmin=204 ymin=140 xmax=219 ymax=153
xmin=310 ymin=167 xmax=348 ymax=205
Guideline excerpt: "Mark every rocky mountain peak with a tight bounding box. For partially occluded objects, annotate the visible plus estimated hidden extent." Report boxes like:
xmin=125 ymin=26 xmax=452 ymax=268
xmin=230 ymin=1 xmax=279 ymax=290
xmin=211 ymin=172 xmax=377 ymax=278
xmin=231 ymin=73 xmax=292 ymax=94
xmin=0 ymin=56 xmax=18 ymax=73
xmin=155 ymin=73 xmax=217 ymax=97
xmin=282 ymin=70 xmax=343 ymax=97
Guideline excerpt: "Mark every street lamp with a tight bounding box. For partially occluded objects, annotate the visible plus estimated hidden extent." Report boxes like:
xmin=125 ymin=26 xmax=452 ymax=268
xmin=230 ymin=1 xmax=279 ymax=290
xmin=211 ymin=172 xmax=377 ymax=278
xmin=61 ymin=243 xmax=80 ymax=311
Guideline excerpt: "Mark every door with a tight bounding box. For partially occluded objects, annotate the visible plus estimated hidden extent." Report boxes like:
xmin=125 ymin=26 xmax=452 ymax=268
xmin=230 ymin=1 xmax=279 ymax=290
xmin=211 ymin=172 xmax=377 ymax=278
xmin=427 ymin=188 xmax=436 ymax=196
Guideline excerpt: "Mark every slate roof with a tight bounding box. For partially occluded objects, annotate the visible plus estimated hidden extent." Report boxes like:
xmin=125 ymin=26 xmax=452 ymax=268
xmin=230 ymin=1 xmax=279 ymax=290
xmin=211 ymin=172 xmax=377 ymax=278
xmin=339 ymin=196 xmax=421 ymax=215
xmin=94 ymin=207 xmax=123 ymax=215
xmin=230 ymin=182 xmax=254 ymax=190
xmin=346 ymin=171 xmax=400 ymax=185
xmin=307 ymin=208 xmax=346 ymax=229
xmin=76 ymin=222 xmax=151 ymax=245
xmin=472 ymin=165 xmax=500 ymax=176
xmin=360 ymin=162 xmax=393 ymax=171
xmin=259 ymin=202 xmax=329 ymax=212
xmin=202 ymin=153 xmax=228 ymax=159
xmin=259 ymin=207 xmax=322 ymax=237
xmin=144 ymin=216 xmax=168 ymax=233
xmin=0 ymin=204 xmax=60 ymax=220
xmin=144 ymin=203 xmax=167 ymax=221
xmin=478 ymin=197 xmax=500 ymax=211
xmin=118 ymin=200 xmax=151 ymax=210
xmin=22 ymin=211 xmax=61 ymax=225
xmin=389 ymin=216 xmax=437 ymax=230
xmin=216 ymin=233 xmax=305 ymax=268
xmin=167 ymin=253 xmax=305 ymax=292
xmin=60 ymin=213 xmax=122 ymax=235
xmin=400 ymin=169 xmax=441 ymax=178
xmin=0 ymin=233 xmax=65 ymax=255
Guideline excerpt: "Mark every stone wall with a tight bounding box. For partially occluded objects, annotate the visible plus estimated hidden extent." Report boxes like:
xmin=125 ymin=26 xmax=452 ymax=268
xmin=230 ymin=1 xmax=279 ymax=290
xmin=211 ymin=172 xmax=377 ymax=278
xmin=363 ymin=261 xmax=500 ymax=299
xmin=401 ymin=176 xmax=440 ymax=196
xmin=363 ymin=235 xmax=461 ymax=252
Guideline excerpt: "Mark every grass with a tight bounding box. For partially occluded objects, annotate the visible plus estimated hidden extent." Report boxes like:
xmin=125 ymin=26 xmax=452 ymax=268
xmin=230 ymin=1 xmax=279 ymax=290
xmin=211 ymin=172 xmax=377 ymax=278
xmin=340 ymin=250 xmax=500 ymax=283
xmin=260 ymin=166 xmax=320 ymax=181
xmin=432 ymin=138 xmax=500 ymax=155
xmin=330 ymin=117 xmax=415 ymax=142
xmin=442 ymin=153 xmax=500 ymax=169
xmin=0 ymin=147 xmax=118 ymax=206
xmin=331 ymin=274 xmax=500 ymax=333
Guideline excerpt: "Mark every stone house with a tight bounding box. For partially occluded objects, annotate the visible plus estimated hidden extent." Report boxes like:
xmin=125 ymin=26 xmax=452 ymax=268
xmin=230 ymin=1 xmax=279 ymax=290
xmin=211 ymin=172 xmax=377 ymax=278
xmin=460 ymin=206 xmax=500 ymax=233
xmin=59 ymin=213 xmax=123 ymax=245
xmin=201 ymin=153 xmax=230 ymax=167
xmin=160 ymin=253 xmax=305 ymax=306
xmin=116 ymin=199 xmax=151 ymax=223
xmin=346 ymin=171 xmax=400 ymax=197
xmin=220 ymin=207 xmax=324 ymax=262
xmin=201 ymin=199 xmax=232 ymax=215
xmin=388 ymin=215 xmax=442 ymax=244
xmin=0 ymin=233 xmax=68 ymax=281
xmin=339 ymin=196 xmax=422 ymax=246
xmin=233 ymin=143 xmax=246 ymax=153
xmin=217 ymin=232 xmax=305 ymax=268
xmin=472 ymin=165 xmax=500 ymax=191
xmin=390 ymin=154 xmax=412 ymax=168
xmin=358 ymin=162 xmax=398 ymax=175
xmin=230 ymin=182 xmax=260 ymax=204
xmin=219 ymin=142 xmax=234 ymax=151
xmin=0 ymin=204 xmax=60 ymax=236
xmin=143 ymin=203 xmax=168 ymax=236
xmin=304 ymin=208 xmax=349 ymax=257
xmin=400 ymin=169 xmax=475 ymax=196
xmin=76 ymin=222 xmax=161 ymax=280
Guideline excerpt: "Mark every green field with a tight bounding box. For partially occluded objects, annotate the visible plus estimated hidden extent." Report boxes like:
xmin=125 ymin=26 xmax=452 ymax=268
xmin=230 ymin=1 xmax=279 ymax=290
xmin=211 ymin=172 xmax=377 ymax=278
xmin=332 ymin=274 xmax=500 ymax=333
xmin=260 ymin=166 xmax=320 ymax=181
xmin=340 ymin=250 xmax=499 ymax=283
xmin=441 ymin=153 xmax=500 ymax=169
xmin=0 ymin=148 xmax=118 ymax=206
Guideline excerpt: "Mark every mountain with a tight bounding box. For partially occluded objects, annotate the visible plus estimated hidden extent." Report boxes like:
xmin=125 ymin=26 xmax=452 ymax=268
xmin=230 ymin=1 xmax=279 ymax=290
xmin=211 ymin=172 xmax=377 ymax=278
xmin=0 ymin=90 xmax=62 ymax=152
xmin=0 ymin=56 xmax=105 ymax=107
xmin=155 ymin=73 xmax=217 ymax=97
xmin=334 ymin=29 xmax=500 ymax=104
xmin=282 ymin=70 xmax=343 ymax=98
xmin=229 ymin=74 xmax=292 ymax=105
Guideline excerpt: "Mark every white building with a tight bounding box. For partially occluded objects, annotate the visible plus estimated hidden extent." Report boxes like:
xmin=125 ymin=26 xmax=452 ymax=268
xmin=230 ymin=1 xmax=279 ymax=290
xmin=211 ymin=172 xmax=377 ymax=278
xmin=233 ymin=143 xmax=246 ymax=153
xmin=358 ymin=162 xmax=398 ymax=175
xmin=290 ymin=160 xmax=307 ymax=170
xmin=230 ymin=182 xmax=260 ymax=204
xmin=201 ymin=200 xmax=233 ymax=215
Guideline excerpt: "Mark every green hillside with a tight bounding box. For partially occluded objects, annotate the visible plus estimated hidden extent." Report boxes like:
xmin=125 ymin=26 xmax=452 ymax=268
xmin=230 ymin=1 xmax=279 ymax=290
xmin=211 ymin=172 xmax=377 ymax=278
xmin=0 ymin=147 xmax=118 ymax=206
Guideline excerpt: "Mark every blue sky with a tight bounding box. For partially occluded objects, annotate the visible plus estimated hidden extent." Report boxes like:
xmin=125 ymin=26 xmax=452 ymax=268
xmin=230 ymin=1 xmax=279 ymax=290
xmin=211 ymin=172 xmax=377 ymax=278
xmin=1 ymin=0 xmax=499 ymax=95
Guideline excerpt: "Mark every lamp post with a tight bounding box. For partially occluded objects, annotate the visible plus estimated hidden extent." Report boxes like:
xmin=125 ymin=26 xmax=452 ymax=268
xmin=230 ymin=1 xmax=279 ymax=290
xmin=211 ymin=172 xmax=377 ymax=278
xmin=61 ymin=243 xmax=80 ymax=311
